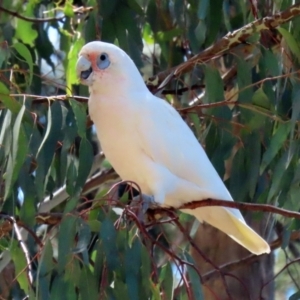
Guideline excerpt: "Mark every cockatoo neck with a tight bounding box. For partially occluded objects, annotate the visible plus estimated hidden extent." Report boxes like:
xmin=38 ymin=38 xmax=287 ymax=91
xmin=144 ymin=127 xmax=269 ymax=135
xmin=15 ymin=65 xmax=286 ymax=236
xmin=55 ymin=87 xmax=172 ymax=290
xmin=89 ymin=63 xmax=149 ymax=98
xmin=88 ymin=65 xmax=152 ymax=120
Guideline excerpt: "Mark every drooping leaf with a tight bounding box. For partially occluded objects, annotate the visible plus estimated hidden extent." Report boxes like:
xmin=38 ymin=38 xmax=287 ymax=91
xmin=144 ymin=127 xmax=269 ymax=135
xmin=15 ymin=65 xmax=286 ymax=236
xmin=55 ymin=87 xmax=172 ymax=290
xmin=100 ymin=218 xmax=119 ymax=271
xmin=35 ymin=25 xmax=55 ymax=71
xmin=260 ymin=123 xmax=292 ymax=174
xmin=159 ymin=262 xmax=174 ymax=300
xmin=64 ymin=0 xmax=75 ymax=17
xmin=35 ymin=102 xmax=63 ymax=200
xmin=98 ymin=0 xmax=120 ymax=18
xmin=197 ymin=0 xmax=209 ymax=20
xmin=204 ymin=65 xmax=224 ymax=103
xmin=78 ymin=265 xmax=99 ymax=299
xmin=252 ymin=87 xmax=271 ymax=110
xmin=72 ymin=219 xmax=91 ymax=266
xmin=125 ymin=238 xmax=141 ymax=300
xmin=194 ymin=21 xmax=207 ymax=45
xmin=206 ymin=0 xmax=222 ymax=45
xmin=267 ymin=149 xmax=290 ymax=202
xmin=84 ymin=11 xmax=97 ymax=43
xmin=36 ymin=239 xmax=53 ymax=300
xmin=4 ymin=104 xmax=28 ymax=199
xmin=57 ymin=215 xmax=77 ymax=272
xmin=66 ymin=160 xmax=77 ymax=197
xmin=0 ymin=82 xmax=21 ymax=113
xmin=13 ymin=43 xmax=34 ymax=85
xmin=15 ymin=3 xmax=38 ymax=46
xmin=237 ymin=58 xmax=253 ymax=103
xmin=140 ymin=245 xmax=151 ymax=298
xmin=74 ymin=138 xmax=93 ymax=194
xmin=0 ymin=42 xmax=10 ymax=68
xmin=66 ymin=36 xmax=85 ymax=92
xmin=50 ymin=274 xmax=77 ymax=300
xmin=278 ymin=27 xmax=300 ymax=63
xmin=69 ymin=99 xmax=87 ymax=139
xmin=10 ymin=240 xmax=29 ymax=294
xmin=184 ymin=253 xmax=204 ymax=300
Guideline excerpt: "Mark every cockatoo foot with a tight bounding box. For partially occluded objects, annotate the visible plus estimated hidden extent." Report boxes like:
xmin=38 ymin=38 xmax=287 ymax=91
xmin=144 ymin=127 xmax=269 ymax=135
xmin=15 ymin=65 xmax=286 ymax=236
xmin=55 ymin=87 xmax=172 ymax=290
xmin=131 ymin=194 xmax=155 ymax=220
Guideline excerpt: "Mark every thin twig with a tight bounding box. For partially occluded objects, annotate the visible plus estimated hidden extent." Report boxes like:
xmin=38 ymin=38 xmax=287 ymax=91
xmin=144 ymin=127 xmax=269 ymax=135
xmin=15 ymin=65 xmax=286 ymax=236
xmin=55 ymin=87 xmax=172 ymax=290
xmin=202 ymin=230 xmax=300 ymax=282
xmin=260 ymin=257 xmax=300 ymax=296
xmin=171 ymin=212 xmax=233 ymax=298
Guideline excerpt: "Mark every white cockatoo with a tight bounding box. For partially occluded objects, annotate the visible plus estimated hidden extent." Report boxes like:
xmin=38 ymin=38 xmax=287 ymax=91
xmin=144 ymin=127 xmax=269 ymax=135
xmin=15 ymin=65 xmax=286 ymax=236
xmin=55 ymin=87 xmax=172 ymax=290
xmin=76 ymin=41 xmax=270 ymax=255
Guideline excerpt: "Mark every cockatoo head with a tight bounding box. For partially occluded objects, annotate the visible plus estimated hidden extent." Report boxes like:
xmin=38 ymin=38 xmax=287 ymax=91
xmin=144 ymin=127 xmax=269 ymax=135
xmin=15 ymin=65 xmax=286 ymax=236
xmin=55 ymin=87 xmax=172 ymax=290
xmin=76 ymin=41 xmax=146 ymax=94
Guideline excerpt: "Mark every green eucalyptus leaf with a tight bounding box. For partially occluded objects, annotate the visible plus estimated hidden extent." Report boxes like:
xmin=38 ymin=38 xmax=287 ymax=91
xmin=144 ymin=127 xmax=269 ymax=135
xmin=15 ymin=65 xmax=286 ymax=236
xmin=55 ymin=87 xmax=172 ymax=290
xmin=125 ymin=238 xmax=141 ymax=300
xmin=69 ymin=99 xmax=87 ymax=139
xmin=0 ymin=82 xmax=21 ymax=113
xmin=252 ymin=87 xmax=271 ymax=110
xmin=75 ymin=138 xmax=93 ymax=194
xmin=160 ymin=262 xmax=173 ymax=300
xmin=15 ymin=3 xmax=38 ymax=46
xmin=37 ymin=239 xmax=53 ymax=300
xmin=237 ymin=59 xmax=253 ymax=103
xmin=79 ymin=266 xmax=99 ymax=299
xmin=260 ymin=123 xmax=292 ymax=174
xmin=66 ymin=37 xmax=85 ymax=92
xmin=184 ymin=253 xmax=204 ymax=300
xmin=100 ymin=218 xmax=119 ymax=271
xmin=10 ymin=240 xmax=29 ymax=294
xmin=278 ymin=27 xmax=300 ymax=63
xmin=58 ymin=215 xmax=77 ymax=272
xmin=13 ymin=42 xmax=34 ymax=85
xmin=50 ymin=274 xmax=77 ymax=300
xmin=4 ymin=104 xmax=27 ymax=199
xmin=204 ymin=65 xmax=224 ymax=103
xmin=197 ymin=0 xmax=209 ymax=20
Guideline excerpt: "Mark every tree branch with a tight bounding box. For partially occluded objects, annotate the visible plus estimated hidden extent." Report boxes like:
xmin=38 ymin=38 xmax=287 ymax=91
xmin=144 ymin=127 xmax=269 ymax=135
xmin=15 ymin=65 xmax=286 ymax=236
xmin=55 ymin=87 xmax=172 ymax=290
xmin=179 ymin=199 xmax=300 ymax=219
xmin=0 ymin=6 xmax=65 ymax=23
xmin=147 ymin=3 xmax=300 ymax=91
xmin=0 ymin=6 xmax=93 ymax=23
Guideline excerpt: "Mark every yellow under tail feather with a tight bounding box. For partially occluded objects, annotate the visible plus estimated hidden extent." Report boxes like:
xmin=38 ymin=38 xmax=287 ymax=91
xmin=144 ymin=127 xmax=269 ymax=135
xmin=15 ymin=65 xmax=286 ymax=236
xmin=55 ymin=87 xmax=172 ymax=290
xmin=182 ymin=206 xmax=270 ymax=255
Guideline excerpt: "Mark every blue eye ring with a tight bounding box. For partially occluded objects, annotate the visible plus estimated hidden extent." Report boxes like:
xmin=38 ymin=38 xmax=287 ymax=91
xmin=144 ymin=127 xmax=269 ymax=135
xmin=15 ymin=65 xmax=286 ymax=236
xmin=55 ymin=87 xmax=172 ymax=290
xmin=97 ymin=53 xmax=110 ymax=70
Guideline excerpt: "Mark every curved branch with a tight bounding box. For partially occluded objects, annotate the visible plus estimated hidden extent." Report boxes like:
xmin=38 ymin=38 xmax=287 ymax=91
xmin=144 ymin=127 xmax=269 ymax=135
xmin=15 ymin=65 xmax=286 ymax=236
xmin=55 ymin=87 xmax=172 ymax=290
xmin=0 ymin=6 xmax=65 ymax=23
xmin=0 ymin=6 xmax=93 ymax=23
xmin=147 ymin=3 xmax=300 ymax=90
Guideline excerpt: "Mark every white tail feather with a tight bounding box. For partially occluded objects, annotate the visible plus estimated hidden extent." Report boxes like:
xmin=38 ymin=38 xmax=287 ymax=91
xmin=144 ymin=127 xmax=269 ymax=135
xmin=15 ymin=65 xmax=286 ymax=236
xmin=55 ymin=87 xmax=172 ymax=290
xmin=182 ymin=207 xmax=270 ymax=255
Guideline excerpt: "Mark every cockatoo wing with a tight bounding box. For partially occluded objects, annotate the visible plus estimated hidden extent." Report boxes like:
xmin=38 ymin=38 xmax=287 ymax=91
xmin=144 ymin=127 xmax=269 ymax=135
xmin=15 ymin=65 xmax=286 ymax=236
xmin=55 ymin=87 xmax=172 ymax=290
xmin=137 ymin=93 xmax=270 ymax=255
xmin=137 ymin=94 xmax=232 ymax=201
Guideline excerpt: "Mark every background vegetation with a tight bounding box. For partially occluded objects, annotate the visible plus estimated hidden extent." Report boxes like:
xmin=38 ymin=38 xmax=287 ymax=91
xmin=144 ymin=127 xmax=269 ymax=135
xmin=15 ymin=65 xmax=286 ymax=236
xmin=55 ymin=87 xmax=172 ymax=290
xmin=0 ymin=0 xmax=300 ymax=299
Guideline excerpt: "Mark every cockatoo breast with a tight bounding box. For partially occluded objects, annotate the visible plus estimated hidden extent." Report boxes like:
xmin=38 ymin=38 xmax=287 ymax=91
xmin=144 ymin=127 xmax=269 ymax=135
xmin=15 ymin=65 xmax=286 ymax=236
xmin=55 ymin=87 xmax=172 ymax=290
xmin=89 ymin=90 xmax=157 ymax=195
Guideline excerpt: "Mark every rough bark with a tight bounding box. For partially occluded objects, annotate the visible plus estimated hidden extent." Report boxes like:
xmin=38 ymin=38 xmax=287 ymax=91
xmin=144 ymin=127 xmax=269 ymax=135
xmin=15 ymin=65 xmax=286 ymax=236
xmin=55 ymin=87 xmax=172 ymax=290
xmin=191 ymin=215 xmax=274 ymax=300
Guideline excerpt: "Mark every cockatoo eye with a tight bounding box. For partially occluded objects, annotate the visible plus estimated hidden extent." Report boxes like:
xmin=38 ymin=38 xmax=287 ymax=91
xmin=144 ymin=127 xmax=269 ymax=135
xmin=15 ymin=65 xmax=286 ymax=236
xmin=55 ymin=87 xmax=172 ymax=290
xmin=97 ymin=53 xmax=110 ymax=69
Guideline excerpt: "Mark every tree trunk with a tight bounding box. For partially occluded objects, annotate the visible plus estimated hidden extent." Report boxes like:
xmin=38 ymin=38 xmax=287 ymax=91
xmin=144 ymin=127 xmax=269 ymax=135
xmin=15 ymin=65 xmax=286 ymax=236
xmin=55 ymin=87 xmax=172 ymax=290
xmin=191 ymin=215 xmax=274 ymax=300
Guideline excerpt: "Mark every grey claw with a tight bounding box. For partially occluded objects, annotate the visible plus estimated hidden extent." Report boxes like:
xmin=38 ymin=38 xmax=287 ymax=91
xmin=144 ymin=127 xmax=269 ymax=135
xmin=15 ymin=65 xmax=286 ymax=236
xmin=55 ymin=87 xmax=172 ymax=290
xmin=131 ymin=194 xmax=155 ymax=220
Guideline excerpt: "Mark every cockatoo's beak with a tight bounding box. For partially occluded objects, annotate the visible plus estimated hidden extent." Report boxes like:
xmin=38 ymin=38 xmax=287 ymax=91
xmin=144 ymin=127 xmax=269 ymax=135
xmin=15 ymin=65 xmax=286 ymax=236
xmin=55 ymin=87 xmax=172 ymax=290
xmin=76 ymin=56 xmax=93 ymax=83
